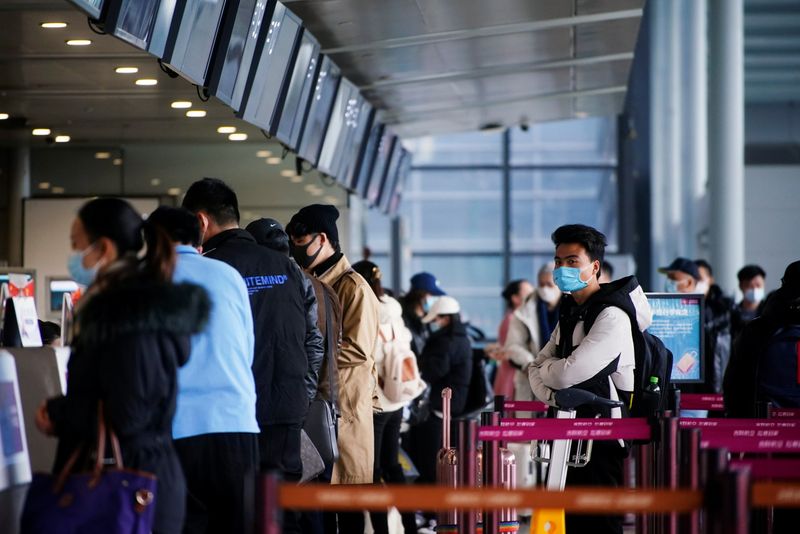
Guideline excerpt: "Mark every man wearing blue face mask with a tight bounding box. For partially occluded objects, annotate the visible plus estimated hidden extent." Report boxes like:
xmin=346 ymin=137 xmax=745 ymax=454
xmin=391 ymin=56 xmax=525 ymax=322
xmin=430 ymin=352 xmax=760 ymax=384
xmin=529 ymin=224 xmax=652 ymax=534
xmin=732 ymin=264 xmax=767 ymax=339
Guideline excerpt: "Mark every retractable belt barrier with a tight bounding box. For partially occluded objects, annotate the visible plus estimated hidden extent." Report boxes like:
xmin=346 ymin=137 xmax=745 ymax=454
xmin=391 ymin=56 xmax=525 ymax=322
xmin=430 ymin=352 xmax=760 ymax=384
xmin=679 ymin=418 xmax=799 ymax=429
xmin=770 ymin=407 xmax=800 ymax=419
xmin=481 ymin=418 xmax=653 ymax=441
xmin=498 ymin=400 xmax=549 ymax=413
xmin=730 ymin=459 xmax=800 ymax=480
xmin=680 ymin=394 xmax=725 ymax=411
xmin=277 ymin=484 xmax=704 ymax=514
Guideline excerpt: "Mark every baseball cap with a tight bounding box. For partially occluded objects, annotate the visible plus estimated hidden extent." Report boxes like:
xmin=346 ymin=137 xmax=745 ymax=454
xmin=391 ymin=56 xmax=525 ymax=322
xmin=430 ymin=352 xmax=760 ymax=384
xmin=410 ymin=272 xmax=446 ymax=296
xmin=658 ymin=257 xmax=701 ymax=280
xmin=422 ymin=296 xmax=461 ymax=323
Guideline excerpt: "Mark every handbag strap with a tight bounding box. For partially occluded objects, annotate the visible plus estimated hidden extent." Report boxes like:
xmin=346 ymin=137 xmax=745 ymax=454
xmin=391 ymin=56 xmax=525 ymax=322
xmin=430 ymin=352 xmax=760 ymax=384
xmin=53 ymin=401 xmax=125 ymax=493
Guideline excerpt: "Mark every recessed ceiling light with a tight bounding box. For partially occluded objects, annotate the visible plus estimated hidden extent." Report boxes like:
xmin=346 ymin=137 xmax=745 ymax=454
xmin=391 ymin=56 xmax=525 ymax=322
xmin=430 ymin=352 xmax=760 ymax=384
xmin=114 ymin=66 xmax=138 ymax=74
xmin=32 ymin=128 xmax=51 ymax=136
xmin=113 ymin=158 xmax=123 ymax=166
xmin=574 ymin=111 xmax=589 ymax=118
xmin=55 ymin=135 xmax=71 ymax=143
xmin=0 ymin=113 xmax=8 ymax=120
xmin=151 ymin=178 xmax=162 ymax=186
xmin=38 ymin=182 xmax=51 ymax=190
xmin=256 ymin=150 xmax=272 ymax=158
xmin=324 ymin=196 xmax=339 ymax=205
xmin=135 ymin=78 xmax=158 ymax=86
xmin=167 ymin=187 xmax=182 ymax=196
xmin=171 ymin=101 xmax=191 ymax=109
xmin=186 ymin=110 xmax=206 ymax=118
xmin=310 ymin=189 xmax=323 ymax=197
xmin=280 ymin=169 xmax=296 ymax=178
xmin=290 ymin=175 xmax=303 ymax=183
xmin=94 ymin=151 xmax=111 ymax=159
xmin=41 ymin=22 xmax=68 ymax=29
xmin=228 ymin=133 xmax=248 ymax=141
xmin=52 ymin=186 xmax=66 ymax=194
xmin=217 ymin=126 xmax=236 ymax=134
xmin=304 ymin=184 xmax=318 ymax=193
xmin=266 ymin=157 xmax=281 ymax=165
xmin=66 ymin=39 xmax=92 ymax=46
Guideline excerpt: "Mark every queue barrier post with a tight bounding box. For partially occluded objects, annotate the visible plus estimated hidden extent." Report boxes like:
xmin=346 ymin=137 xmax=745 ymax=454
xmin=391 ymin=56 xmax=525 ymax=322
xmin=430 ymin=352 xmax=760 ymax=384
xmin=678 ymin=428 xmax=701 ymax=534
xmin=481 ymin=411 xmax=501 ymax=534
xmin=635 ymin=441 xmax=655 ymax=534
xmin=457 ymin=417 xmax=479 ymax=533
xmin=256 ymin=471 xmax=282 ymax=534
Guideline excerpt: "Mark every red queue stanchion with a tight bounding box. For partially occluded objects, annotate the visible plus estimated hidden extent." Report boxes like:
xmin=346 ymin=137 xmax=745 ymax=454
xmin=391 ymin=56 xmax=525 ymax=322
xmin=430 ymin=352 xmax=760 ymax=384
xmin=457 ymin=417 xmax=479 ymax=533
xmin=678 ymin=428 xmax=702 ymax=534
xmin=481 ymin=411 xmax=501 ymax=534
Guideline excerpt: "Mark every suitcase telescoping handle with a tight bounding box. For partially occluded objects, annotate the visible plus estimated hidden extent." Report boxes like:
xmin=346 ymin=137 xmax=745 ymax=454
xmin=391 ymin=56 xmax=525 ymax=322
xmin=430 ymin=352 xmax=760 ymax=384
xmin=442 ymin=387 xmax=452 ymax=450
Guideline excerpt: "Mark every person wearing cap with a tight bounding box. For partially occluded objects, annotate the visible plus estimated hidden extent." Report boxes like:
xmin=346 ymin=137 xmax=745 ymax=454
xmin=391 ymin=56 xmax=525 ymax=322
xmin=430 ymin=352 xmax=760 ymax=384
xmin=409 ymin=296 xmax=472 ymax=487
xmin=182 ymin=179 xmax=323 ymax=534
xmin=286 ymin=204 xmax=380 ymax=534
xmin=660 ymin=257 xmax=733 ymax=396
xmin=399 ymin=271 xmax=447 ymax=357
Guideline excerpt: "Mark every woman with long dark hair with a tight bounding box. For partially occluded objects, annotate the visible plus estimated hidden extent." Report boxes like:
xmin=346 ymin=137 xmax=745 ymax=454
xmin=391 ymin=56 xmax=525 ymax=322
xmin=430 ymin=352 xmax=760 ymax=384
xmin=34 ymin=198 xmax=209 ymax=533
xmin=352 ymin=260 xmax=421 ymax=534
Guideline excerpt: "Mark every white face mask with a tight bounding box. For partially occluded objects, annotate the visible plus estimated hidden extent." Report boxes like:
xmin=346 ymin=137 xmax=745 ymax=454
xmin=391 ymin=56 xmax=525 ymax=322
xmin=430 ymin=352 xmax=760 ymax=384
xmin=695 ymin=281 xmax=710 ymax=295
xmin=537 ymin=285 xmax=560 ymax=304
xmin=744 ymin=287 xmax=765 ymax=303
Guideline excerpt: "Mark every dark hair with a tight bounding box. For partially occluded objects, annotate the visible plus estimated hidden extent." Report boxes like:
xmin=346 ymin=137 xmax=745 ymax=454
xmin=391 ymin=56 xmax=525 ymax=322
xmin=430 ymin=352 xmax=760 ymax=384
xmin=182 ymin=177 xmax=240 ymax=226
xmin=78 ymin=198 xmax=175 ymax=286
xmin=695 ymin=259 xmax=713 ymax=277
xmin=403 ymin=288 xmax=428 ymax=312
xmin=737 ymin=264 xmax=766 ymax=284
xmin=352 ymin=260 xmax=384 ymax=298
xmin=602 ymin=260 xmax=615 ymax=278
xmin=147 ymin=206 xmax=201 ymax=247
xmin=501 ymin=279 xmax=528 ymax=309
xmin=551 ymin=224 xmax=607 ymax=267
xmin=38 ymin=320 xmax=61 ymax=345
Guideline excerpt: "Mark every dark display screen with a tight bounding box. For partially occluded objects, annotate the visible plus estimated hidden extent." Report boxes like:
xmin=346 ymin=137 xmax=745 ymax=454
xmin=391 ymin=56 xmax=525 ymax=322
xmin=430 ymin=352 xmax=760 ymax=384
xmin=209 ymin=0 xmax=275 ymax=110
xmin=297 ymin=56 xmax=341 ymax=166
xmin=164 ymin=0 xmax=228 ymax=86
xmin=340 ymin=99 xmax=374 ymax=190
xmin=67 ymin=0 xmax=104 ymax=18
xmin=111 ymin=0 xmax=161 ymax=50
xmin=237 ymin=2 xmax=301 ymax=132
xmin=387 ymin=149 xmax=412 ymax=215
xmin=378 ymin=142 xmax=404 ymax=212
xmin=317 ymin=78 xmax=361 ymax=177
xmin=148 ymin=0 xmax=179 ymax=58
xmin=275 ymin=31 xmax=320 ymax=149
xmin=353 ymin=121 xmax=383 ymax=198
xmin=366 ymin=129 xmax=396 ymax=206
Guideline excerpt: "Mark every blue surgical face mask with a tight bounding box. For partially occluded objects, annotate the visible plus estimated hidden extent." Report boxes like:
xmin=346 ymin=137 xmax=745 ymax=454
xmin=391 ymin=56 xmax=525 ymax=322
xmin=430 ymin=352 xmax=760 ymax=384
xmin=664 ymin=279 xmax=680 ymax=293
xmin=553 ymin=265 xmax=593 ymax=293
xmin=423 ymin=295 xmax=437 ymax=313
xmin=744 ymin=287 xmax=765 ymax=303
xmin=429 ymin=321 xmax=441 ymax=333
xmin=67 ymin=245 xmax=100 ymax=287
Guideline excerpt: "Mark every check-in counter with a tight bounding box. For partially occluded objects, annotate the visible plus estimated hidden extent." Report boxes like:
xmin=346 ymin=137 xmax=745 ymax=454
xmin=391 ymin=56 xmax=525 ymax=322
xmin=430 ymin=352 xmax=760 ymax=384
xmin=0 ymin=347 xmax=69 ymax=534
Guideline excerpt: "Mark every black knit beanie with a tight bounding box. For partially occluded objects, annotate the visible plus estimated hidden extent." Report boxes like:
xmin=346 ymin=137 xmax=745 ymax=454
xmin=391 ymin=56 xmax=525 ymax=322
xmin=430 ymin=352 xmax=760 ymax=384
xmin=287 ymin=204 xmax=340 ymax=245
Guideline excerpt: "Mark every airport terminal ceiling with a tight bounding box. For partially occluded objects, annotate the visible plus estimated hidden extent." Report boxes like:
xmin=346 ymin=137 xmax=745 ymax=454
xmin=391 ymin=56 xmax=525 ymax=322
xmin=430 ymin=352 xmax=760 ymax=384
xmin=0 ymin=0 xmax=644 ymax=148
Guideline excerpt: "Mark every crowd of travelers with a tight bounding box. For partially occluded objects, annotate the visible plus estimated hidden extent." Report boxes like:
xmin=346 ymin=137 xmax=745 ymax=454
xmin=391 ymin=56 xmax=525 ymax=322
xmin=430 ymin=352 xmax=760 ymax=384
xmin=26 ymin=179 xmax=799 ymax=534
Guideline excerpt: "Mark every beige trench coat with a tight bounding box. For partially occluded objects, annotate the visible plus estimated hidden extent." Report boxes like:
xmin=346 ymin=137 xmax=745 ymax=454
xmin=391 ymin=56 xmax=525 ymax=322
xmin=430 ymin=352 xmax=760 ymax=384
xmin=318 ymin=255 xmax=380 ymax=484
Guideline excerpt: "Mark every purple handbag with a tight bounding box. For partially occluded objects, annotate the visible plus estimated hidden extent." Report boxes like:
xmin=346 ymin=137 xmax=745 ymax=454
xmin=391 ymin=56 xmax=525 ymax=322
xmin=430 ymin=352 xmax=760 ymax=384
xmin=20 ymin=403 xmax=158 ymax=534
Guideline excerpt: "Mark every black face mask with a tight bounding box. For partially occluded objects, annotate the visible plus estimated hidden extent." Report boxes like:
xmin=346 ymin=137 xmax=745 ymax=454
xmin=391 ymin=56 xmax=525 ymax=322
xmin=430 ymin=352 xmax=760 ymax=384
xmin=290 ymin=234 xmax=322 ymax=269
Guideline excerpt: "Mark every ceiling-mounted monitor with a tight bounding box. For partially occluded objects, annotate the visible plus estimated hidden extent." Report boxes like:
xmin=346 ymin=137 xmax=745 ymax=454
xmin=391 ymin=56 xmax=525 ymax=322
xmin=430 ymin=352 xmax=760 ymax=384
xmin=378 ymin=143 xmax=405 ymax=213
xmin=353 ymin=121 xmax=383 ymax=199
xmin=103 ymin=0 xmax=162 ymax=51
xmin=365 ymin=129 xmax=396 ymax=206
xmin=386 ymin=149 xmax=412 ymax=216
xmin=340 ymin=100 xmax=375 ymax=191
xmin=236 ymin=2 xmax=302 ymax=134
xmin=67 ymin=0 xmax=104 ymax=18
xmin=207 ymin=0 xmax=277 ymax=111
xmin=317 ymin=78 xmax=362 ymax=178
xmin=162 ymin=0 xmax=228 ymax=86
xmin=148 ymin=0 xmax=180 ymax=59
xmin=297 ymin=56 xmax=341 ymax=167
xmin=274 ymin=30 xmax=320 ymax=149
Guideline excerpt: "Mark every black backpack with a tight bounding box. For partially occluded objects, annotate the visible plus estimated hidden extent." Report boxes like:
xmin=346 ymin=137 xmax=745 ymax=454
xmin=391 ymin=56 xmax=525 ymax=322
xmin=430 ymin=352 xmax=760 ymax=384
xmin=581 ymin=277 xmax=674 ymax=421
xmin=757 ymin=325 xmax=800 ymax=408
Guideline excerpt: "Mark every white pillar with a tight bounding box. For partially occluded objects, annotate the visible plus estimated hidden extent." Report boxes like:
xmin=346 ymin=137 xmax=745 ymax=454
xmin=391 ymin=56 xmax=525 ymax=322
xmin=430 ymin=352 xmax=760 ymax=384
xmin=708 ymin=0 xmax=745 ymax=292
xmin=8 ymin=147 xmax=30 ymax=267
xmin=680 ymin=0 xmax=708 ymax=259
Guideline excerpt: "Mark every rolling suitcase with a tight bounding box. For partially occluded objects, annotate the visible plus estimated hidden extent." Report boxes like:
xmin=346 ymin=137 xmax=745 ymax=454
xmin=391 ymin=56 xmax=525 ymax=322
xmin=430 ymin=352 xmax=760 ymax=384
xmin=436 ymin=388 xmax=458 ymax=532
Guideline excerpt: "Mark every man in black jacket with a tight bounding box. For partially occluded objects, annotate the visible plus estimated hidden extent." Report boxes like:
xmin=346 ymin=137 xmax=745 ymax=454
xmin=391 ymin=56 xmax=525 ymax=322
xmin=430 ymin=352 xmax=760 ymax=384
xmin=183 ymin=179 xmax=323 ymax=533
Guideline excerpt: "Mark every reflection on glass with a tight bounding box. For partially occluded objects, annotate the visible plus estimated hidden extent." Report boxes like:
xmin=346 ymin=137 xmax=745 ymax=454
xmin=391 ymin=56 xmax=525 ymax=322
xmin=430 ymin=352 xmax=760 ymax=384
xmin=114 ymin=0 xmax=160 ymax=50
xmin=276 ymin=31 xmax=319 ymax=148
